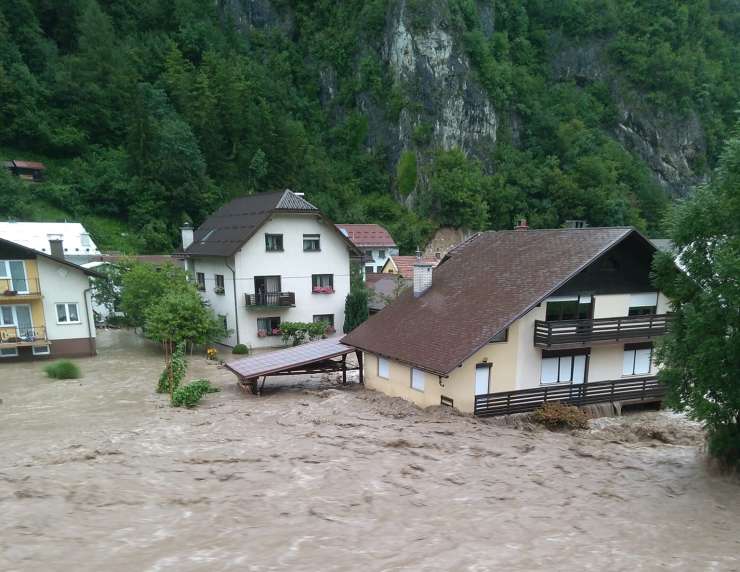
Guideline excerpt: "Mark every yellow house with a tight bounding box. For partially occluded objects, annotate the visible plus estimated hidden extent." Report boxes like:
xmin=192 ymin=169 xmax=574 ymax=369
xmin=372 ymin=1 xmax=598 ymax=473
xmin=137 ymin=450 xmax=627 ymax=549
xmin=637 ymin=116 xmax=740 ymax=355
xmin=343 ymin=228 xmax=671 ymax=416
xmin=0 ymin=236 xmax=99 ymax=361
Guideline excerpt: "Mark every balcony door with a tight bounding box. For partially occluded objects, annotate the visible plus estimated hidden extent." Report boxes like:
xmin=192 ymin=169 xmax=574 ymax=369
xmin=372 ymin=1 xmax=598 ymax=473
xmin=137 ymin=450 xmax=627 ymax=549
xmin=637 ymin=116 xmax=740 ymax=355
xmin=254 ymin=276 xmax=281 ymax=305
xmin=0 ymin=304 xmax=33 ymax=339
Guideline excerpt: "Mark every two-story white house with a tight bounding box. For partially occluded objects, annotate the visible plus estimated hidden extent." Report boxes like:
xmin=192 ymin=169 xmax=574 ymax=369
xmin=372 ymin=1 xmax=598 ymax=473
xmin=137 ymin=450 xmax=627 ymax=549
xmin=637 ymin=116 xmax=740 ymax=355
xmin=179 ymin=190 xmax=361 ymax=349
xmin=335 ymin=224 xmax=398 ymax=275
xmin=343 ymin=227 xmax=672 ymax=416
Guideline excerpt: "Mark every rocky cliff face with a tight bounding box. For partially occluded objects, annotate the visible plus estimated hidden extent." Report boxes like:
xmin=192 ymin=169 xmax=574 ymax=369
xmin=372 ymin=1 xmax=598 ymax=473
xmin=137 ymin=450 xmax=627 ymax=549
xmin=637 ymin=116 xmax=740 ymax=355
xmin=222 ymin=0 xmax=708 ymax=198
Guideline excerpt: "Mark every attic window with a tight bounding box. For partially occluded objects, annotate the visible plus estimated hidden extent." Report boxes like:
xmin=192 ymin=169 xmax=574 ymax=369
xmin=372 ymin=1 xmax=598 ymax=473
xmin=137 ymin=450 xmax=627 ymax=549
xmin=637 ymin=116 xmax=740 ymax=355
xmin=201 ymin=229 xmax=215 ymax=243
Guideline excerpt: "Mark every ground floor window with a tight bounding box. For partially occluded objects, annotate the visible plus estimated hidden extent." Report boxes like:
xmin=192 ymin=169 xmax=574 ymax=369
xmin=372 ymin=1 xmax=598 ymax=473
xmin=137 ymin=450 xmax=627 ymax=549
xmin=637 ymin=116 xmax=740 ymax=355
xmin=218 ymin=314 xmax=228 ymax=337
xmin=365 ymin=265 xmax=374 ymax=274
xmin=56 ymin=303 xmax=80 ymax=324
xmin=257 ymin=316 xmax=281 ymax=337
xmin=623 ymin=343 xmax=653 ymax=375
xmin=0 ymin=347 xmax=18 ymax=358
xmin=214 ymin=274 xmax=225 ymax=294
xmin=196 ymin=272 xmax=205 ymax=291
xmin=32 ymin=345 xmax=50 ymax=356
xmin=378 ymin=356 xmax=389 ymax=379
xmin=411 ymin=368 xmax=425 ymax=392
xmin=541 ymin=350 xmax=588 ymax=384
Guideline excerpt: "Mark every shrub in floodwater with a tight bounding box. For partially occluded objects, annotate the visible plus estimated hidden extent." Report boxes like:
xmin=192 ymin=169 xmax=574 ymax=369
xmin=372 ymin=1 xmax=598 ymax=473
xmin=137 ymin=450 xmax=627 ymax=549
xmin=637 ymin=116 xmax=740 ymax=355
xmin=232 ymin=343 xmax=249 ymax=355
xmin=171 ymin=379 xmax=219 ymax=408
xmin=532 ymin=402 xmax=589 ymax=430
xmin=156 ymin=342 xmax=187 ymax=394
xmin=44 ymin=360 xmax=81 ymax=380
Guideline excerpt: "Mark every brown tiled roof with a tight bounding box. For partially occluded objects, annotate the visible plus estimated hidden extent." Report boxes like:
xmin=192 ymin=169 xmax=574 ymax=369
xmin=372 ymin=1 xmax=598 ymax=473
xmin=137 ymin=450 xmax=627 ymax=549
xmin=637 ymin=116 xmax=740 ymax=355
xmin=183 ymin=190 xmax=319 ymax=256
xmin=386 ymin=255 xmax=439 ymax=279
xmin=366 ymin=273 xmax=410 ymax=311
xmin=343 ymin=228 xmax=649 ymax=375
xmin=335 ymin=224 xmax=397 ymax=247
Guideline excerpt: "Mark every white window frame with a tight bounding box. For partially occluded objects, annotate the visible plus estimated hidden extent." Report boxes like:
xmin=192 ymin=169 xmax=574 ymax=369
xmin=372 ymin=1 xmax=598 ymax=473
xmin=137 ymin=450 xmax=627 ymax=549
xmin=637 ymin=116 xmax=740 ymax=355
xmin=32 ymin=345 xmax=50 ymax=356
xmin=378 ymin=356 xmax=390 ymax=379
xmin=623 ymin=346 xmax=653 ymax=376
xmin=0 ymin=260 xmax=29 ymax=292
xmin=540 ymin=353 xmax=587 ymax=385
xmin=56 ymin=302 xmax=81 ymax=324
xmin=0 ymin=347 xmax=19 ymax=358
xmin=410 ymin=368 xmax=425 ymax=392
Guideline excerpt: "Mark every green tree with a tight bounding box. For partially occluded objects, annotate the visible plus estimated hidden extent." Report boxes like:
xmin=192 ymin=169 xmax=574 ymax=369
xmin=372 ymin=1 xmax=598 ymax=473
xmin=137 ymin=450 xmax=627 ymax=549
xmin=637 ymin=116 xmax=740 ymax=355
xmin=653 ymin=117 xmax=740 ymax=469
xmin=343 ymin=263 xmax=369 ymax=333
xmin=119 ymin=263 xmax=190 ymax=327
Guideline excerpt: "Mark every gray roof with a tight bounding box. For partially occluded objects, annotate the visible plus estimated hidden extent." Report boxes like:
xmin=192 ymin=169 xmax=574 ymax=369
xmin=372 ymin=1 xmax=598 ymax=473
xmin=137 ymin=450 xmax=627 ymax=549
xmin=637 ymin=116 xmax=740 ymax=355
xmin=183 ymin=190 xmax=319 ymax=257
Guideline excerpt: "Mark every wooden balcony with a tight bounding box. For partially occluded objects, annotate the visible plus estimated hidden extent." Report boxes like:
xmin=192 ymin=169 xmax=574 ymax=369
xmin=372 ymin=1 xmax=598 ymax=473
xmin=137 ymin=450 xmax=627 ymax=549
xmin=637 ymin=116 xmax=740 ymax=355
xmin=0 ymin=326 xmax=48 ymax=347
xmin=534 ymin=314 xmax=672 ymax=348
xmin=474 ymin=376 xmax=663 ymax=417
xmin=245 ymin=292 xmax=295 ymax=309
xmin=0 ymin=277 xmax=42 ymax=300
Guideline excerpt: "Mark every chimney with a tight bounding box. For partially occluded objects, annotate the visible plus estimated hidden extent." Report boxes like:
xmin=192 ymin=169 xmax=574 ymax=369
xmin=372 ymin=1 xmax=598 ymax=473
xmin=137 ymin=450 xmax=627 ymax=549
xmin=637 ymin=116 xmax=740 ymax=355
xmin=514 ymin=218 xmax=528 ymax=231
xmin=48 ymin=236 xmax=64 ymax=259
xmin=413 ymin=247 xmax=433 ymax=297
xmin=181 ymin=222 xmax=194 ymax=250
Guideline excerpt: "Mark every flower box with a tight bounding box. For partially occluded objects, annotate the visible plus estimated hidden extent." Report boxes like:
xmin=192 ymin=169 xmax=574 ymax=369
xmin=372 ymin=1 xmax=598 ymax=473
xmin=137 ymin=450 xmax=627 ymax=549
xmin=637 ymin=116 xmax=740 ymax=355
xmin=257 ymin=329 xmax=267 ymax=338
xmin=3 ymin=290 xmax=17 ymax=296
xmin=214 ymin=287 xmax=225 ymax=295
xmin=312 ymin=286 xmax=334 ymax=294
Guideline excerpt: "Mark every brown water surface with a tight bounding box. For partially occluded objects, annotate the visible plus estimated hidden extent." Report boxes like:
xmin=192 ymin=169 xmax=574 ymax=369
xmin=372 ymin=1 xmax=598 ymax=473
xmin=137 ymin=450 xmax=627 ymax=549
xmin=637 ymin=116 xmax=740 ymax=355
xmin=1 ymin=330 xmax=739 ymax=571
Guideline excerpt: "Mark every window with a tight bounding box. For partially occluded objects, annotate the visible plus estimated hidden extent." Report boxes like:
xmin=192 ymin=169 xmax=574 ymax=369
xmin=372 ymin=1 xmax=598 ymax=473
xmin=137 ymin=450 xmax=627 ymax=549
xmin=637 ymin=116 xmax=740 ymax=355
xmin=265 ymin=234 xmax=283 ymax=252
xmin=411 ymin=368 xmax=425 ymax=392
xmin=0 ymin=305 xmax=13 ymax=325
xmin=257 ymin=316 xmax=281 ymax=337
xmin=0 ymin=347 xmax=18 ymax=358
xmin=378 ymin=356 xmax=390 ymax=379
xmin=545 ymin=296 xmax=592 ymax=321
xmin=312 ymin=314 xmax=334 ymax=326
xmin=303 ymin=234 xmax=320 ymax=251
xmin=378 ymin=249 xmax=386 ymax=259
xmin=215 ymin=274 xmax=225 ymax=294
xmin=490 ymin=328 xmax=508 ymax=343
xmin=628 ymin=292 xmax=658 ymax=316
xmin=196 ymin=272 xmax=206 ymax=291
xmin=0 ymin=260 xmax=28 ymax=292
xmin=32 ymin=345 xmax=50 ymax=356
xmin=218 ymin=314 xmax=228 ymax=336
xmin=312 ymin=274 xmax=334 ymax=293
xmin=540 ymin=351 xmax=587 ymax=384
xmin=376 ymin=266 xmax=384 ymax=273
xmin=56 ymin=303 xmax=80 ymax=324
xmin=623 ymin=343 xmax=653 ymax=376
xmin=365 ymin=265 xmax=375 ymax=274
xmin=365 ymin=250 xmax=373 ymax=258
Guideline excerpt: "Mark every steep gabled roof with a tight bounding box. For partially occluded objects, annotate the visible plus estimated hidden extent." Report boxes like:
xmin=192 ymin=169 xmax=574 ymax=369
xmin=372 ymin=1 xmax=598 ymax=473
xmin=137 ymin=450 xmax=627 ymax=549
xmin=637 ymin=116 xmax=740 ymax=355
xmin=383 ymin=255 xmax=440 ymax=279
xmin=0 ymin=236 xmax=102 ymax=277
xmin=335 ymin=224 xmax=397 ymax=248
xmin=342 ymin=227 xmax=654 ymax=375
xmin=183 ymin=190 xmax=320 ymax=257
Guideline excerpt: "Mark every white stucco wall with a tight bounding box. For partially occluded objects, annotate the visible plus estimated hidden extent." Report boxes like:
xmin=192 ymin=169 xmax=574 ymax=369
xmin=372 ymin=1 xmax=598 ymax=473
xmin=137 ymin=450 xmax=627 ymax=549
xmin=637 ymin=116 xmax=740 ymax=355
xmin=191 ymin=213 xmax=352 ymax=350
xmin=37 ymin=257 xmax=95 ymax=342
xmin=363 ymin=247 xmax=399 ymax=274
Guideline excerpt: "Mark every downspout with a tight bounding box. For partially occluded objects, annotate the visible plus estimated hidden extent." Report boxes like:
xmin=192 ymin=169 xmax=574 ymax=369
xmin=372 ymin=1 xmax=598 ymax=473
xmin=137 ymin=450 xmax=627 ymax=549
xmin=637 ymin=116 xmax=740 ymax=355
xmin=225 ymin=258 xmax=240 ymax=344
xmin=83 ymin=286 xmax=95 ymax=356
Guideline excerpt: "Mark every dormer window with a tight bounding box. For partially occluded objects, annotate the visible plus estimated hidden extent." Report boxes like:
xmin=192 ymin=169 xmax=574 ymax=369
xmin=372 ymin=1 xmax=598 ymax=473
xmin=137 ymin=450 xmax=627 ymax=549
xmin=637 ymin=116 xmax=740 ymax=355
xmin=265 ymin=234 xmax=283 ymax=252
xmin=303 ymin=234 xmax=320 ymax=251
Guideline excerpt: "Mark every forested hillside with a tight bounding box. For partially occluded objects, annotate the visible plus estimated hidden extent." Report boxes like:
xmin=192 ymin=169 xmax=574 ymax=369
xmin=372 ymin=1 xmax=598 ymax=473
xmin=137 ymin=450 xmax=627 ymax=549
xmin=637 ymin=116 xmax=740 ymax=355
xmin=1 ymin=0 xmax=738 ymax=252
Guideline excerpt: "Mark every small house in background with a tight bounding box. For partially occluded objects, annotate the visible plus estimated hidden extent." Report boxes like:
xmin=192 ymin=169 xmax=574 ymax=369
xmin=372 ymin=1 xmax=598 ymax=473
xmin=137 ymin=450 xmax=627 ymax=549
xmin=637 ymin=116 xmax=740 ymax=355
xmin=4 ymin=160 xmax=46 ymax=182
xmin=335 ymin=224 xmax=398 ymax=274
xmin=0 ymin=222 xmax=100 ymax=265
xmin=381 ymin=254 xmax=440 ymax=279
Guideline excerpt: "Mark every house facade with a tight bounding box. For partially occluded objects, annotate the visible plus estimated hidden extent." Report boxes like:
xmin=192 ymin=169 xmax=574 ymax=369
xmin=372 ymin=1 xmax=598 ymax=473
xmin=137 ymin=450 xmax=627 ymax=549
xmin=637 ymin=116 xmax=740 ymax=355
xmin=335 ymin=224 xmax=398 ymax=274
xmin=0 ymin=237 xmax=98 ymax=361
xmin=343 ymin=228 xmax=671 ymax=415
xmin=180 ymin=190 xmax=360 ymax=349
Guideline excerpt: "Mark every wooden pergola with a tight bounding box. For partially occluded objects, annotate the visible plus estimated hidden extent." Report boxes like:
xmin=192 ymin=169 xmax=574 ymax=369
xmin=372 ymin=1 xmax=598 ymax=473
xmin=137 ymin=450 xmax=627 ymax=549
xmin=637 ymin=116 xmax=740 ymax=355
xmin=224 ymin=338 xmax=363 ymax=395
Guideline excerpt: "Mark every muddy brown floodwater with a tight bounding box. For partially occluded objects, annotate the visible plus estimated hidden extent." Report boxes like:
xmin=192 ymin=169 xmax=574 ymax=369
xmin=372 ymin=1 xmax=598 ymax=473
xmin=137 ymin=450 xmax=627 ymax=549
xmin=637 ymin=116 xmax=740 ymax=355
xmin=1 ymin=330 xmax=739 ymax=571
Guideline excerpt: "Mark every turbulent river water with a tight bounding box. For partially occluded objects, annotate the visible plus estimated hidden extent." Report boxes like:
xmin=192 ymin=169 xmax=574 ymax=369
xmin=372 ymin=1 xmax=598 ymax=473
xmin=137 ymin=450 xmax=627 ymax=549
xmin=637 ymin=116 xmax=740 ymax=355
xmin=1 ymin=330 xmax=739 ymax=571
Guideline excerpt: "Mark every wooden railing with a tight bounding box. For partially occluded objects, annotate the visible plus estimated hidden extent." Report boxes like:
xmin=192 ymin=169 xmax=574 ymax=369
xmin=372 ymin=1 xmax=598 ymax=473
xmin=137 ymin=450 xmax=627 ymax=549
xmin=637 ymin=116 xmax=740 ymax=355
xmin=245 ymin=291 xmax=295 ymax=308
xmin=0 ymin=277 xmax=41 ymax=296
xmin=534 ymin=314 xmax=672 ymax=347
xmin=0 ymin=326 xmax=47 ymax=345
xmin=474 ymin=376 xmax=663 ymax=417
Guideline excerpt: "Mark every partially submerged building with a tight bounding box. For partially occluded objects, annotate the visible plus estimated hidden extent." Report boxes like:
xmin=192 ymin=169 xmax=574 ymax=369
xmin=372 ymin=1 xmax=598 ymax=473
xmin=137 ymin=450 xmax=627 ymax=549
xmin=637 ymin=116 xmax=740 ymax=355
xmin=342 ymin=227 xmax=671 ymax=415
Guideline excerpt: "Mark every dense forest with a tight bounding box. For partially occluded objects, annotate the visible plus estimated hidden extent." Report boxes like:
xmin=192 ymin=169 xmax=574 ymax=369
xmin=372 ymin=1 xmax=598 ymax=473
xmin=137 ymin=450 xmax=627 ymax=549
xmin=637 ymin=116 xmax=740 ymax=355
xmin=1 ymin=0 xmax=738 ymax=253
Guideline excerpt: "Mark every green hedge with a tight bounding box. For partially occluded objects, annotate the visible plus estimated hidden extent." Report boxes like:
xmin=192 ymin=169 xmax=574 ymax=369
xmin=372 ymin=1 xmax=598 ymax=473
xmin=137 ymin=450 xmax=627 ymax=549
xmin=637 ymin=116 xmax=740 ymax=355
xmin=172 ymin=379 xmax=219 ymax=408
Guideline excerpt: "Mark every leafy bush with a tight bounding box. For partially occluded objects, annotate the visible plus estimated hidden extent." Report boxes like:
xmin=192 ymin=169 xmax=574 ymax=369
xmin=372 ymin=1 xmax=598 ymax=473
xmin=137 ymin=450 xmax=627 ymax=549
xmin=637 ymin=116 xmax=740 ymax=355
xmin=280 ymin=322 xmax=327 ymax=346
xmin=156 ymin=342 xmax=187 ymax=394
xmin=44 ymin=360 xmax=81 ymax=380
xmin=531 ymin=403 xmax=589 ymax=430
xmin=172 ymin=379 xmax=219 ymax=408
xmin=232 ymin=343 xmax=249 ymax=355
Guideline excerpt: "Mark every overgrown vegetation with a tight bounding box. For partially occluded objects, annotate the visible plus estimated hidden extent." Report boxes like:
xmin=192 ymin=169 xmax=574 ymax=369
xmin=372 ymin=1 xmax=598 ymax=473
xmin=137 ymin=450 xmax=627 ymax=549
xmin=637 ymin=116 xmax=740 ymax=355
xmin=171 ymin=378 xmax=219 ymax=408
xmin=531 ymin=403 xmax=590 ymax=431
xmin=232 ymin=343 xmax=249 ymax=355
xmin=654 ymin=116 xmax=740 ymax=470
xmin=279 ymin=321 xmax=330 ymax=346
xmin=43 ymin=360 xmax=81 ymax=380
xmin=1 ymin=1 xmax=737 ymax=251
xmin=156 ymin=341 xmax=187 ymax=394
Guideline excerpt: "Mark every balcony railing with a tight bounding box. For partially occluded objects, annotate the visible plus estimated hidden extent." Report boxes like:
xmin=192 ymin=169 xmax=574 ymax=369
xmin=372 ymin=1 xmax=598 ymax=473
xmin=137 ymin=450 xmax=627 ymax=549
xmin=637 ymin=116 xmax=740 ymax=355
xmin=534 ymin=313 xmax=672 ymax=348
xmin=0 ymin=277 xmax=42 ymax=297
xmin=474 ymin=376 xmax=663 ymax=417
xmin=0 ymin=326 xmax=47 ymax=345
xmin=245 ymin=291 xmax=295 ymax=309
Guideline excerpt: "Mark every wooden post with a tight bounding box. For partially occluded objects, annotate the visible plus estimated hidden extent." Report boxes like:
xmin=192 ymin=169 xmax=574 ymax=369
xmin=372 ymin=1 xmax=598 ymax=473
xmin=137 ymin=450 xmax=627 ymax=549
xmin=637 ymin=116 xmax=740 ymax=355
xmin=341 ymin=354 xmax=347 ymax=384
xmin=355 ymin=350 xmax=364 ymax=384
